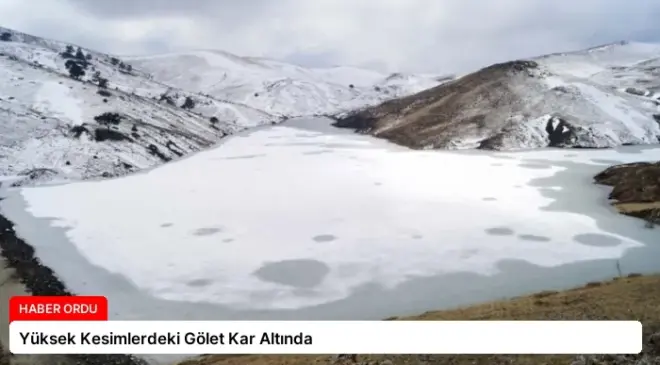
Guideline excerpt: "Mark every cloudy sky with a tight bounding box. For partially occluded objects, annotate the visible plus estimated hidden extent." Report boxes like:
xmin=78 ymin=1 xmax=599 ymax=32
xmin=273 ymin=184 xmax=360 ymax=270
xmin=0 ymin=0 xmax=658 ymax=74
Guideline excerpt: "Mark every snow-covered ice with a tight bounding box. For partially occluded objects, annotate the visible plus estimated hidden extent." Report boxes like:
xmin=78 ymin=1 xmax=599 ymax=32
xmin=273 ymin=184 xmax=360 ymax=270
xmin=2 ymin=117 xmax=660 ymax=320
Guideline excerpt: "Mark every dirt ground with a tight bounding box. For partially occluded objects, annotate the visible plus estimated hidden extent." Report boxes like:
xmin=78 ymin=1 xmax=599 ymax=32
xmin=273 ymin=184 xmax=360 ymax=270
xmin=177 ymin=274 xmax=660 ymax=365
xmin=594 ymin=161 xmax=660 ymax=224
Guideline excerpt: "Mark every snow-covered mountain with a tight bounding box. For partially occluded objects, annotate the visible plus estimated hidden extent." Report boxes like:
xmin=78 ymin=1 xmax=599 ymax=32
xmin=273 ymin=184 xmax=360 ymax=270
xmin=0 ymin=26 xmax=439 ymax=186
xmin=0 ymin=26 xmax=285 ymax=186
xmin=124 ymin=50 xmax=442 ymax=117
xmin=334 ymin=41 xmax=660 ymax=150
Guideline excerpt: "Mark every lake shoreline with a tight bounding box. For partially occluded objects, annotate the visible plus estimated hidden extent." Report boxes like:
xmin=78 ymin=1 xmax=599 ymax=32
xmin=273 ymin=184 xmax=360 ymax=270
xmin=179 ymin=273 xmax=660 ymax=365
xmin=0 ymin=205 xmax=147 ymax=365
xmin=1 ymin=120 xmax=659 ymax=364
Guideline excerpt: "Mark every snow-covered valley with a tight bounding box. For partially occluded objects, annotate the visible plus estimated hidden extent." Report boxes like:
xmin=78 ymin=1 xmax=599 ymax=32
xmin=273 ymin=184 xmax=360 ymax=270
xmin=1 ymin=14 xmax=660 ymax=365
xmin=2 ymin=117 xmax=659 ymax=324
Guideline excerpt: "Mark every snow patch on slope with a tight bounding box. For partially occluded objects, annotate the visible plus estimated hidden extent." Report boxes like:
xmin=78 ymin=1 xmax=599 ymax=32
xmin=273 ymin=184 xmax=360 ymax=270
xmin=33 ymin=81 xmax=84 ymax=126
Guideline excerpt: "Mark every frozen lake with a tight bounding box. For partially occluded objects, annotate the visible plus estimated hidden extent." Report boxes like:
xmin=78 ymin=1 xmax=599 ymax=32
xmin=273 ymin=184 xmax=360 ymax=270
xmin=2 ymin=117 xmax=660 ymax=320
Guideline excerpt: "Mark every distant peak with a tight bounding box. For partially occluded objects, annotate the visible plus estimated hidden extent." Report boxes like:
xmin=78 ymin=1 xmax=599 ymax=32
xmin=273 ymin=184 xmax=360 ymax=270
xmin=584 ymin=40 xmax=629 ymax=52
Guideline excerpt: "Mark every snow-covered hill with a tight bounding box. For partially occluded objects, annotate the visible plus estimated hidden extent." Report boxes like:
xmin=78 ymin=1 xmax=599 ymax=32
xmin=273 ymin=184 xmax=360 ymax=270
xmin=0 ymin=26 xmax=442 ymax=186
xmin=0 ymin=28 xmax=273 ymax=186
xmin=124 ymin=50 xmax=442 ymax=117
xmin=334 ymin=41 xmax=660 ymax=150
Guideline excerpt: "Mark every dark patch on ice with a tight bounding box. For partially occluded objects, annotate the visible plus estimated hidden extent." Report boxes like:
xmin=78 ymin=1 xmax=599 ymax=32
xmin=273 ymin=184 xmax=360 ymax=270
xmin=160 ymin=223 xmax=173 ymax=228
xmin=313 ymin=234 xmax=337 ymax=243
xmin=564 ymin=153 xmax=578 ymax=157
xmin=253 ymin=259 xmax=330 ymax=288
xmin=374 ymin=182 xmax=383 ymax=186
xmin=482 ymin=197 xmax=497 ymax=201
xmin=223 ymin=154 xmax=266 ymax=160
xmin=222 ymin=238 xmax=235 ymax=243
xmin=518 ymin=234 xmax=551 ymax=242
xmin=519 ymin=163 xmax=552 ymax=170
xmin=187 ymin=278 xmax=212 ymax=287
xmin=574 ymin=233 xmax=623 ymax=247
xmin=490 ymin=155 xmax=515 ymax=160
xmin=411 ymin=234 xmax=423 ymax=240
xmin=615 ymin=145 xmax=658 ymax=154
xmin=265 ymin=142 xmax=318 ymax=147
xmin=267 ymin=142 xmax=368 ymax=149
xmin=322 ymin=143 xmax=370 ymax=149
xmin=193 ymin=227 xmax=223 ymax=236
xmin=485 ymin=227 xmax=515 ymax=236
xmin=303 ymin=150 xmax=333 ymax=155
xmin=539 ymin=187 xmax=560 ymax=194
xmin=591 ymin=159 xmax=624 ymax=165
xmin=460 ymin=249 xmax=479 ymax=258
xmin=491 ymin=163 xmax=504 ymax=167
xmin=291 ymin=288 xmax=321 ymax=297
xmin=515 ymin=185 xmax=523 ymax=189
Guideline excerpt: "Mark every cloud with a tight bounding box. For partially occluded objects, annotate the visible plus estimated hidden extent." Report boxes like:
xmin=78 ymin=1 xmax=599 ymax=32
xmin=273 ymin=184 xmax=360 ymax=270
xmin=1 ymin=0 xmax=659 ymax=73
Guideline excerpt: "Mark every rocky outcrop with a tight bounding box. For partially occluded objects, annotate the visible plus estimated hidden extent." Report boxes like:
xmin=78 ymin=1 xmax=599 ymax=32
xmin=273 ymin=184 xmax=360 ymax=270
xmin=595 ymin=161 xmax=660 ymax=225
xmin=333 ymin=60 xmax=544 ymax=150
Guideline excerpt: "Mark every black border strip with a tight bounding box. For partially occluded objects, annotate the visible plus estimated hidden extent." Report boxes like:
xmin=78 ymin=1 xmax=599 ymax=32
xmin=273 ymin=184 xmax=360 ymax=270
xmin=0 ymin=207 xmax=148 ymax=365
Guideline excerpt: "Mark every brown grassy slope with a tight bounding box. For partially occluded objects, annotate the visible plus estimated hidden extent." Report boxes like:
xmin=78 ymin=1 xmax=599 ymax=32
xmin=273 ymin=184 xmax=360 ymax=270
xmin=179 ymin=275 xmax=660 ymax=365
xmin=333 ymin=60 xmax=543 ymax=149
xmin=594 ymin=161 xmax=660 ymax=223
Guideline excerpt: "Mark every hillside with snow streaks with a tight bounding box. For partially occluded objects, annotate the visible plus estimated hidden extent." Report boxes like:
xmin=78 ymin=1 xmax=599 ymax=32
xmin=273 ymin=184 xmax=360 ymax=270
xmin=335 ymin=41 xmax=660 ymax=150
xmin=124 ymin=50 xmax=442 ymax=117
xmin=0 ymin=26 xmax=280 ymax=185
xmin=0 ymin=25 xmax=443 ymax=185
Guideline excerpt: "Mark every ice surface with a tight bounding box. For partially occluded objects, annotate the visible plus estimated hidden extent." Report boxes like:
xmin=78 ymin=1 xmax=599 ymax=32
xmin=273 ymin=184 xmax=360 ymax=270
xmin=6 ymin=117 xmax=660 ymax=313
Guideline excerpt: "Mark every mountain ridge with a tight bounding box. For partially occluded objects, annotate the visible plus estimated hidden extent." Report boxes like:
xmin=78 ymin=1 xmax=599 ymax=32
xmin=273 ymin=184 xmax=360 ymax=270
xmin=333 ymin=41 xmax=660 ymax=150
xmin=124 ymin=49 xmax=442 ymax=117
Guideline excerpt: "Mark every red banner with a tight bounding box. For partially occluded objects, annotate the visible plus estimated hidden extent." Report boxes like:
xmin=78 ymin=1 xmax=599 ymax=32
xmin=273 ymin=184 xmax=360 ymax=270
xmin=9 ymin=296 xmax=108 ymax=323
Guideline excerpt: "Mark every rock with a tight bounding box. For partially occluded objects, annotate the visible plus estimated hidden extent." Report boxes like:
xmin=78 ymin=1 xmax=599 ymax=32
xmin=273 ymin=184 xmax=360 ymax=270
xmin=10 ymin=168 xmax=59 ymax=187
xmin=546 ymin=116 xmax=577 ymax=147
xmin=625 ymin=87 xmax=647 ymax=96
xmin=332 ymin=354 xmax=358 ymax=363
xmin=70 ymin=125 xmax=90 ymax=138
xmin=595 ymin=161 xmax=660 ymax=224
xmin=94 ymin=128 xmax=132 ymax=142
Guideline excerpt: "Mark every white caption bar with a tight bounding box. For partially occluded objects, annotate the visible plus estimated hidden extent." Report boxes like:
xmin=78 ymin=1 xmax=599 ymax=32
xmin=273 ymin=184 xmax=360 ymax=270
xmin=10 ymin=320 xmax=641 ymax=355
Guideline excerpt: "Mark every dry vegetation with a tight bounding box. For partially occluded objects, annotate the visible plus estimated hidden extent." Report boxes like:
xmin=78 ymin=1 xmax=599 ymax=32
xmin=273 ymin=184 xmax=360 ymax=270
xmin=332 ymin=61 xmax=543 ymax=150
xmin=594 ymin=161 xmax=660 ymax=226
xmin=179 ymin=274 xmax=660 ymax=365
